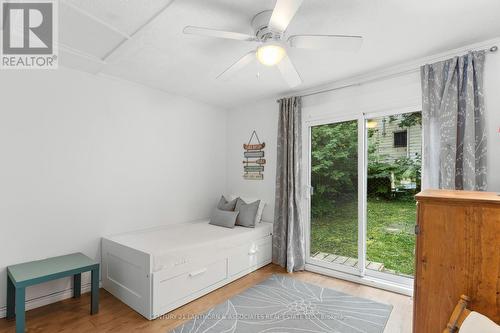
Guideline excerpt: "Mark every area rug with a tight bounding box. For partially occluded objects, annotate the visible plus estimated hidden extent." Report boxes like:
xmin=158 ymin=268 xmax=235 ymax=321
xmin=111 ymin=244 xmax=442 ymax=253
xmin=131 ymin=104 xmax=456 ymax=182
xmin=169 ymin=275 xmax=392 ymax=333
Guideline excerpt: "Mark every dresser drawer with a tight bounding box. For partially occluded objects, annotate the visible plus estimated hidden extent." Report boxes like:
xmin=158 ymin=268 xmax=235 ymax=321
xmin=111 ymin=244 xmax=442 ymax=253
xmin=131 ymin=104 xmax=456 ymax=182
xmin=228 ymin=236 xmax=272 ymax=276
xmin=153 ymin=258 xmax=228 ymax=309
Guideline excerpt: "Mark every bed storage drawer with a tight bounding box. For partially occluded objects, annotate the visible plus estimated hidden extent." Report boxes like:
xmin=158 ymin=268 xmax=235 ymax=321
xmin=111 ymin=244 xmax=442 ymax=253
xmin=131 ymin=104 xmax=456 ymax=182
xmin=228 ymin=235 xmax=272 ymax=277
xmin=153 ymin=258 xmax=228 ymax=312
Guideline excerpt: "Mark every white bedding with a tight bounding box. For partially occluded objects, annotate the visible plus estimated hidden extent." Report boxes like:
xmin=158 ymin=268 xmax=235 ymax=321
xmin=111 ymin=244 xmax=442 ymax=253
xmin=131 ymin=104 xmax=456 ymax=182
xmin=105 ymin=220 xmax=273 ymax=272
xmin=460 ymin=312 xmax=500 ymax=333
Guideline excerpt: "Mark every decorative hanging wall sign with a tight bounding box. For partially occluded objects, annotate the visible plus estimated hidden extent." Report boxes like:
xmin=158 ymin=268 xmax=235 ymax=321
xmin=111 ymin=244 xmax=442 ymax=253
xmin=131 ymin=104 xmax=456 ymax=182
xmin=243 ymin=130 xmax=265 ymax=180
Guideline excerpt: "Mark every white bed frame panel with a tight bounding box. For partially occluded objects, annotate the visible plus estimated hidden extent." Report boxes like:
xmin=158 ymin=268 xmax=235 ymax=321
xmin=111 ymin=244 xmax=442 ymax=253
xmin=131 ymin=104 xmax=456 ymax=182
xmin=101 ymin=238 xmax=153 ymax=318
xmin=102 ymin=232 xmax=272 ymax=320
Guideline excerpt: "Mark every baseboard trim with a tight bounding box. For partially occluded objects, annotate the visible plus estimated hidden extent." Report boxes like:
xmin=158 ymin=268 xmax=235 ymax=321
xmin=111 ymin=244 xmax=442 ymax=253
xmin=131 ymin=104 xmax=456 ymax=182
xmin=305 ymin=264 xmax=413 ymax=296
xmin=0 ymin=282 xmax=102 ymax=319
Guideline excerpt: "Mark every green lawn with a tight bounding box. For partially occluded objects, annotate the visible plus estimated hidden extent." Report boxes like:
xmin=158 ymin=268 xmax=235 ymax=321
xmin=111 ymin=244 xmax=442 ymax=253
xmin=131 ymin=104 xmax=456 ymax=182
xmin=311 ymin=198 xmax=416 ymax=275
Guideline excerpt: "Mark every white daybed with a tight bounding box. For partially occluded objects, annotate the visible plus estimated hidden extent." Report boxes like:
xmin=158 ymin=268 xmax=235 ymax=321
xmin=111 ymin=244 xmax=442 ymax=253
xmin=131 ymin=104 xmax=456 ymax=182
xmin=101 ymin=220 xmax=273 ymax=319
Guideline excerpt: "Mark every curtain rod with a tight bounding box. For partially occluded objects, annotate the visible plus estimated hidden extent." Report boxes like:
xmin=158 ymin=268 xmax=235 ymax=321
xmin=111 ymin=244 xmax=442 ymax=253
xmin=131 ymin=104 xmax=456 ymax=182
xmin=276 ymin=45 xmax=498 ymax=103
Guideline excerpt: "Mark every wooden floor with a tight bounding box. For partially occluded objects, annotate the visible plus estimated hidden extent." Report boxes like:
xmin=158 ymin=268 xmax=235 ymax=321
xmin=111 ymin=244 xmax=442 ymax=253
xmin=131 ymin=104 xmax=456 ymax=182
xmin=0 ymin=264 xmax=413 ymax=333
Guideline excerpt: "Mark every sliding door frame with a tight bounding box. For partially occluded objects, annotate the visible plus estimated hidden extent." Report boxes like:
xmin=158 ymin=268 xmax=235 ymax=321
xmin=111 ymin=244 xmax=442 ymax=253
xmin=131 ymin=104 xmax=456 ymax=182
xmin=303 ymin=106 xmax=421 ymax=296
xmin=362 ymin=108 xmax=420 ymax=288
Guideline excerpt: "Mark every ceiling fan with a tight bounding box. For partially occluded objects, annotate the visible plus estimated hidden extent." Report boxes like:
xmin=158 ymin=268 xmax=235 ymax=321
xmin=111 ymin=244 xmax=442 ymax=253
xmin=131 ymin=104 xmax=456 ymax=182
xmin=183 ymin=0 xmax=363 ymax=88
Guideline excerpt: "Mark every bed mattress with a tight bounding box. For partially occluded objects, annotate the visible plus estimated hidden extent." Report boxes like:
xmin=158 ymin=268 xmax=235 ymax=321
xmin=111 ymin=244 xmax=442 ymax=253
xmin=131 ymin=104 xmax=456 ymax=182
xmin=105 ymin=220 xmax=273 ymax=272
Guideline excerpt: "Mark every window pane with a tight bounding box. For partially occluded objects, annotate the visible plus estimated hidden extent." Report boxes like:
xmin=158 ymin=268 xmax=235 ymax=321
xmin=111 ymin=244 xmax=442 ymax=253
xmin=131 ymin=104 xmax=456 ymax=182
xmin=394 ymin=131 xmax=407 ymax=148
xmin=310 ymin=120 xmax=359 ymax=266
xmin=366 ymin=112 xmax=421 ymax=277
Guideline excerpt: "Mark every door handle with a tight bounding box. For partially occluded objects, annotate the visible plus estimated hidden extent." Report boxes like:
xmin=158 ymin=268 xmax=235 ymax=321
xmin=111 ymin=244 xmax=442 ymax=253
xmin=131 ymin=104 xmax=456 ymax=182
xmin=189 ymin=268 xmax=207 ymax=277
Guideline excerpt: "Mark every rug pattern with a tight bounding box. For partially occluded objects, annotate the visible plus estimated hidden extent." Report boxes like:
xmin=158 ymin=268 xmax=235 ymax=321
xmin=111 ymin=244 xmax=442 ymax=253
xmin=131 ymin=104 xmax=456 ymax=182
xmin=169 ymin=275 xmax=392 ymax=333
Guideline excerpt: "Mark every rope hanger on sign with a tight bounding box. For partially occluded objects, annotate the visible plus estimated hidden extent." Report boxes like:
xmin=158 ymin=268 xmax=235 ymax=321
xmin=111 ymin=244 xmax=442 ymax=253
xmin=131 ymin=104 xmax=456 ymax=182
xmin=247 ymin=130 xmax=261 ymax=145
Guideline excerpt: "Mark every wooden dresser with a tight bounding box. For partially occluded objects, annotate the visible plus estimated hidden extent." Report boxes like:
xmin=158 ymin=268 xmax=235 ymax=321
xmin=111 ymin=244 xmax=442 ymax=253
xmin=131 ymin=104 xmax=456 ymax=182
xmin=413 ymin=190 xmax=500 ymax=332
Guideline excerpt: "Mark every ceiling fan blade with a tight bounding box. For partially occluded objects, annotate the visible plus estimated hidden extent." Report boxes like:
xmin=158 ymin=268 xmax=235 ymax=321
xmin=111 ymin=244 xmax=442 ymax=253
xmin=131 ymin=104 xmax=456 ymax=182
xmin=217 ymin=51 xmax=256 ymax=80
xmin=183 ymin=26 xmax=256 ymax=41
xmin=288 ymin=34 xmax=363 ymax=51
xmin=269 ymin=0 xmax=303 ymax=32
xmin=277 ymin=55 xmax=302 ymax=88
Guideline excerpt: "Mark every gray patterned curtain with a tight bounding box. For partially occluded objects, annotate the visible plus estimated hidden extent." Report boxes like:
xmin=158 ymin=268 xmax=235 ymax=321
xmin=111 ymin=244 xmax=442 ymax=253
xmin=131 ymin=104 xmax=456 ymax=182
xmin=273 ymin=96 xmax=305 ymax=272
xmin=421 ymin=51 xmax=487 ymax=191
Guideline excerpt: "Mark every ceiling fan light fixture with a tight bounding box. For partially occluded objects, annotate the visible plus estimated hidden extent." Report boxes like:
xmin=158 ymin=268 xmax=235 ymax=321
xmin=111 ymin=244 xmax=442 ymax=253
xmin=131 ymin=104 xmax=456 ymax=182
xmin=256 ymin=44 xmax=286 ymax=66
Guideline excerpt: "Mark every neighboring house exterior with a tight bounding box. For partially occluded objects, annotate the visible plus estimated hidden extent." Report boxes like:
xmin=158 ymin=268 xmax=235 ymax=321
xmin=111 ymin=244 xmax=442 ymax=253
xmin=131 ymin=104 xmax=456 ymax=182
xmin=370 ymin=114 xmax=422 ymax=163
xmin=369 ymin=113 xmax=422 ymax=190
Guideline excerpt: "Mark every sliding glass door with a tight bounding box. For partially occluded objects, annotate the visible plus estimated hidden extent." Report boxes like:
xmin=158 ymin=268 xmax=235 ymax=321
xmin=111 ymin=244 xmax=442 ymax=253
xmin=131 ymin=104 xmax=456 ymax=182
xmin=306 ymin=110 xmax=421 ymax=289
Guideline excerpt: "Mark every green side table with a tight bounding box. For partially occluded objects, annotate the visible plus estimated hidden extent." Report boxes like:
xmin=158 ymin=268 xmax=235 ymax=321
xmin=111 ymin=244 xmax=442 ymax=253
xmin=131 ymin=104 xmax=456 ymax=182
xmin=6 ymin=253 xmax=99 ymax=333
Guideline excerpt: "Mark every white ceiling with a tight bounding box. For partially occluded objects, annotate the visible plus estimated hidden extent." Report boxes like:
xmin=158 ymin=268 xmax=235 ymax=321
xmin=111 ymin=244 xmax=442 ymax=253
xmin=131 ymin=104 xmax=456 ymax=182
xmin=56 ymin=0 xmax=500 ymax=108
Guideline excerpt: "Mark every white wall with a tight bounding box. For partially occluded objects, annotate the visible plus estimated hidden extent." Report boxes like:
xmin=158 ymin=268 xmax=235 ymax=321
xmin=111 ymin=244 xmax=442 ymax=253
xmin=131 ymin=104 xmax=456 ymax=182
xmin=0 ymin=68 xmax=227 ymax=315
xmin=226 ymin=99 xmax=278 ymax=222
xmin=225 ymin=74 xmax=421 ymax=224
xmin=225 ymin=45 xmax=500 ymax=226
xmin=302 ymin=71 xmax=422 ymax=121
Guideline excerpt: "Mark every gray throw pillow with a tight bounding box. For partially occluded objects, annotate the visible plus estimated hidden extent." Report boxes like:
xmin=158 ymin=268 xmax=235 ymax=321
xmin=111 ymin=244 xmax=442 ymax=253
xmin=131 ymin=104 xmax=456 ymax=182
xmin=235 ymin=198 xmax=260 ymax=228
xmin=209 ymin=209 xmax=239 ymax=228
xmin=217 ymin=195 xmax=238 ymax=211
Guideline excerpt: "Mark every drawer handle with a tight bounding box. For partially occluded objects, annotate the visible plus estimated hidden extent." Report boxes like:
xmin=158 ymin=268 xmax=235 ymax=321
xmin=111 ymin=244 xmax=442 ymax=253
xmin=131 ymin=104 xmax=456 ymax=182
xmin=189 ymin=268 xmax=207 ymax=277
xmin=248 ymin=248 xmax=259 ymax=255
